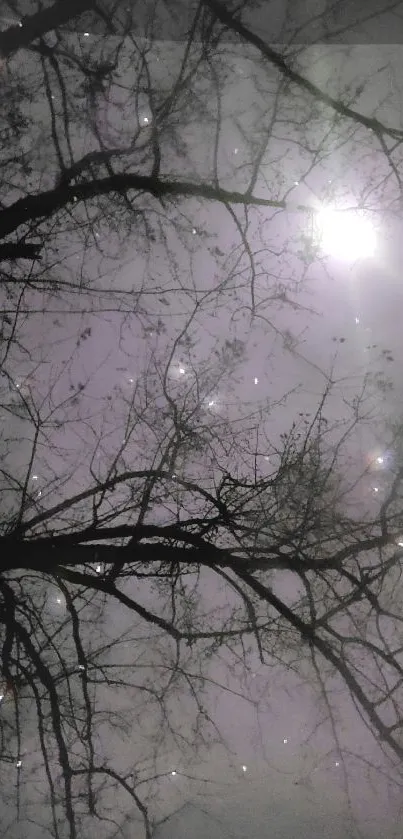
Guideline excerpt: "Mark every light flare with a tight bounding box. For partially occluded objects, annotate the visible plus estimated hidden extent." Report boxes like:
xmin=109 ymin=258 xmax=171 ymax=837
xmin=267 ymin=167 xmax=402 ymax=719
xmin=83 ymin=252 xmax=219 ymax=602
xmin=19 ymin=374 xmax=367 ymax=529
xmin=316 ymin=207 xmax=376 ymax=260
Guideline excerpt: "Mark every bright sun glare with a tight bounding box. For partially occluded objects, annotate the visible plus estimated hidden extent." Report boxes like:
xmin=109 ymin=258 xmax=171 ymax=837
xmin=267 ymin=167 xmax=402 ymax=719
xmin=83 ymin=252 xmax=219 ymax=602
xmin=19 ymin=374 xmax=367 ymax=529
xmin=316 ymin=207 xmax=376 ymax=261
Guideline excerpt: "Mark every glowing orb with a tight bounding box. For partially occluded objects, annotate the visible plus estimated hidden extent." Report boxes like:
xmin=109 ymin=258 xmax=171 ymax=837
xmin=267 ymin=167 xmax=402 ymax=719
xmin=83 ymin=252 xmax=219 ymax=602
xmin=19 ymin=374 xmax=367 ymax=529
xmin=316 ymin=207 xmax=376 ymax=261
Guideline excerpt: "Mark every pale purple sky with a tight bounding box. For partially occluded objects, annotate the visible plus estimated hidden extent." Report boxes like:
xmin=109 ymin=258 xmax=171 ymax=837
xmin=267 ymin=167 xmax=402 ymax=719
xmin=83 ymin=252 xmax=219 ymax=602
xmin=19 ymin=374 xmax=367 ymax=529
xmin=2 ymin=12 xmax=403 ymax=839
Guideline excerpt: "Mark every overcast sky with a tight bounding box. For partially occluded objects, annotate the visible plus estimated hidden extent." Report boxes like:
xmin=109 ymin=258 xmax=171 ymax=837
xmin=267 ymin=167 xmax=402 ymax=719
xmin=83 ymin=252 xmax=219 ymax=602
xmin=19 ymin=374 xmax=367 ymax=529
xmin=2 ymin=0 xmax=403 ymax=46
xmin=2 ymin=8 xmax=403 ymax=839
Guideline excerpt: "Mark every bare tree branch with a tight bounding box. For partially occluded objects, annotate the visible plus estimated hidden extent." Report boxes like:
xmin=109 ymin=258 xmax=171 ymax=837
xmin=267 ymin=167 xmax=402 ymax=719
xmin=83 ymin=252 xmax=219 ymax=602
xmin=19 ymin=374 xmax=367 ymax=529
xmin=0 ymin=0 xmax=96 ymax=59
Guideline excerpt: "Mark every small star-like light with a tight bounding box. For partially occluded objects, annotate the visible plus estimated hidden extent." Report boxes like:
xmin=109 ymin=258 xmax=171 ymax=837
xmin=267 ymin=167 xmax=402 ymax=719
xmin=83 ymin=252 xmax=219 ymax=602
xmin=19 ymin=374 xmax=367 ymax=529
xmin=376 ymin=456 xmax=384 ymax=464
xmin=283 ymin=738 xmax=288 ymax=744
xmin=234 ymin=148 xmax=239 ymax=154
xmin=96 ymin=565 xmax=101 ymax=573
xmin=373 ymin=487 xmax=379 ymax=493
xmin=141 ymin=116 xmax=150 ymax=126
xmin=294 ymin=181 xmax=299 ymax=186
xmin=78 ymin=664 xmax=85 ymax=670
xmin=16 ymin=760 xmax=22 ymax=768
xmin=254 ymin=377 xmax=259 ymax=384
xmin=18 ymin=21 xmax=23 ymax=27
xmin=128 ymin=377 xmax=134 ymax=384
xmin=171 ymin=770 xmax=177 ymax=776
xmin=83 ymin=32 xmax=90 ymax=37
xmin=208 ymin=400 xmax=215 ymax=407
xmin=335 ymin=761 xmax=340 ymax=767
xmin=355 ymin=317 xmax=360 ymax=324
xmin=32 ymin=475 xmax=38 ymax=481
xmin=397 ymin=540 xmax=403 ymax=548
xmin=37 ymin=491 xmax=42 ymax=498
xmin=242 ymin=765 xmax=247 ymax=772
xmin=0 ymin=694 xmax=4 ymax=703
xmin=179 ymin=367 xmax=185 ymax=375
xmin=192 ymin=228 xmax=197 ymax=235
xmin=56 ymin=597 xmax=62 ymax=604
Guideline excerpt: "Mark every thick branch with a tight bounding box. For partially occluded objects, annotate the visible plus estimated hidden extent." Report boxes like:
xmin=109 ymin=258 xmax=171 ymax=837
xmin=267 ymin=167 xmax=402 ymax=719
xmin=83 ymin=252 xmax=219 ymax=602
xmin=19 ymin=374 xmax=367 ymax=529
xmin=0 ymin=174 xmax=295 ymax=240
xmin=0 ymin=0 xmax=95 ymax=59
xmin=0 ymin=242 xmax=42 ymax=261
xmin=2 ymin=521 xmax=394 ymax=576
xmin=0 ymin=537 xmax=280 ymax=574
xmin=0 ymin=523 xmax=346 ymax=574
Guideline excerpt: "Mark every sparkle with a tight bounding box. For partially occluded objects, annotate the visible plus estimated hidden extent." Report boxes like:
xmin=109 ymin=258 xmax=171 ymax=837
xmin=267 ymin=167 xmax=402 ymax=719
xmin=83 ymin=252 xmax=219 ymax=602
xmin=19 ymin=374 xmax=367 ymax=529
xmin=397 ymin=540 xmax=403 ymax=548
xmin=208 ymin=400 xmax=215 ymax=407
xmin=355 ymin=317 xmax=360 ymax=324
xmin=283 ymin=738 xmax=288 ymax=744
xmin=16 ymin=760 xmax=22 ymax=768
xmin=171 ymin=770 xmax=177 ymax=776
xmin=254 ymin=377 xmax=259 ymax=384
xmin=242 ymin=765 xmax=247 ymax=772
xmin=373 ymin=487 xmax=379 ymax=493
xmin=376 ymin=456 xmax=384 ymax=464
xmin=78 ymin=665 xmax=85 ymax=670
xmin=179 ymin=367 xmax=185 ymax=375
xmin=192 ymin=228 xmax=197 ymax=235
xmin=128 ymin=377 xmax=134 ymax=384
xmin=335 ymin=761 xmax=340 ymax=767
xmin=56 ymin=597 xmax=62 ymax=604
xmin=0 ymin=694 xmax=3 ymax=702
xmin=96 ymin=565 xmax=101 ymax=573
xmin=141 ymin=116 xmax=150 ymax=126
xmin=83 ymin=32 xmax=90 ymax=37
xmin=234 ymin=148 xmax=239 ymax=154
xmin=32 ymin=475 xmax=38 ymax=481
xmin=294 ymin=181 xmax=299 ymax=185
